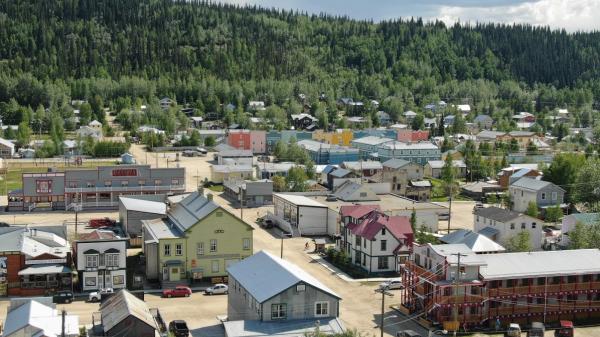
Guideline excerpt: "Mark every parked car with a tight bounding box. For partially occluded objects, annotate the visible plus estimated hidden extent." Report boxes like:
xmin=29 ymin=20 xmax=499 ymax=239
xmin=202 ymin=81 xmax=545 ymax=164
xmin=325 ymin=194 xmax=337 ymax=201
xmin=261 ymin=219 xmax=274 ymax=229
xmin=196 ymin=147 xmax=208 ymax=156
xmin=205 ymin=284 xmax=228 ymax=295
xmin=182 ymin=150 xmax=198 ymax=157
xmin=88 ymin=288 xmax=114 ymax=302
xmin=474 ymin=202 xmax=484 ymax=209
xmin=554 ymin=320 xmax=574 ymax=337
xmin=527 ymin=322 xmax=545 ymax=337
xmin=379 ymin=278 xmax=404 ymax=290
xmin=505 ymin=323 xmax=521 ymax=337
xmin=168 ymin=320 xmax=190 ymax=337
xmin=162 ymin=286 xmax=192 ymax=298
xmin=53 ymin=290 xmax=74 ymax=304
xmin=396 ymin=330 xmax=422 ymax=337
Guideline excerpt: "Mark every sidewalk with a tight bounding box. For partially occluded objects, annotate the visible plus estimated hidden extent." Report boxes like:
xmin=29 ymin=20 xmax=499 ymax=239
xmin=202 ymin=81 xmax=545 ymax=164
xmin=306 ymin=253 xmax=398 ymax=283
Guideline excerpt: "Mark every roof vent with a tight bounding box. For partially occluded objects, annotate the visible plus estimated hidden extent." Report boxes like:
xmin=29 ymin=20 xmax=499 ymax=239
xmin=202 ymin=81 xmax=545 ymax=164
xmin=207 ymin=193 xmax=214 ymax=201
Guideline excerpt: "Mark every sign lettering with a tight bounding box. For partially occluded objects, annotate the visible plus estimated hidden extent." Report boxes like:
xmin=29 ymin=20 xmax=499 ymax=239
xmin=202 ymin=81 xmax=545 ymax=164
xmin=214 ymin=229 xmax=225 ymax=234
xmin=112 ymin=169 xmax=138 ymax=177
xmin=25 ymin=258 xmax=67 ymax=265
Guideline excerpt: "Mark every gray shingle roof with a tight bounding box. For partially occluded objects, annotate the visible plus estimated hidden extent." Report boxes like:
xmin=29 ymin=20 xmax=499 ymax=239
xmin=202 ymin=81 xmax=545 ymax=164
xmin=511 ymin=177 xmax=565 ymax=192
xmin=382 ymin=158 xmax=412 ymax=169
xmin=473 ymin=206 xmax=524 ymax=222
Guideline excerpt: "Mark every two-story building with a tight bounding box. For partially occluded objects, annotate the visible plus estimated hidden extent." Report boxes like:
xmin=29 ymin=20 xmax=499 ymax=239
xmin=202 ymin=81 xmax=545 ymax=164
xmin=75 ymin=230 xmax=128 ymax=292
xmin=424 ymin=160 xmax=467 ymax=179
xmin=290 ymin=113 xmax=318 ymax=130
xmin=339 ymin=207 xmax=413 ymax=274
xmin=142 ymin=192 xmax=253 ymax=286
xmin=381 ymin=159 xmax=429 ymax=199
xmin=401 ymin=245 xmax=600 ymax=331
xmin=473 ymin=206 xmax=542 ymax=250
xmin=509 ymin=178 xmax=565 ymax=213
xmin=350 ymin=136 xmax=394 ymax=160
xmin=7 ymin=165 xmax=185 ymax=211
xmin=224 ymin=251 xmax=343 ymax=337
xmin=377 ymin=141 xmax=441 ymax=165
xmin=340 ymin=161 xmax=383 ymax=181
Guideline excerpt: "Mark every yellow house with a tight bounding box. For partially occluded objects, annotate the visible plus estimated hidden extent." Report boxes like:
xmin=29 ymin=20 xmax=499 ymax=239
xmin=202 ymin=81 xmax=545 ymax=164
xmin=210 ymin=164 xmax=254 ymax=183
xmin=143 ymin=191 xmax=253 ymax=285
xmin=312 ymin=129 xmax=353 ymax=146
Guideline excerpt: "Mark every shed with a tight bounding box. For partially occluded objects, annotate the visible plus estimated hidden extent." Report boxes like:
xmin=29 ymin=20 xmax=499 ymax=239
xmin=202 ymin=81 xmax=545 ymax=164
xmin=99 ymin=290 xmax=159 ymax=337
xmin=119 ymin=196 xmax=167 ymax=237
xmin=272 ymin=194 xmax=337 ymax=236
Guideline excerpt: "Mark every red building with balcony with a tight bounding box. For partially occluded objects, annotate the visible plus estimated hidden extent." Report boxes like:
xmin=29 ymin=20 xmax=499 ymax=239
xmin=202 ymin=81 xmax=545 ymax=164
xmin=400 ymin=244 xmax=600 ymax=331
xmin=228 ymin=130 xmax=252 ymax=150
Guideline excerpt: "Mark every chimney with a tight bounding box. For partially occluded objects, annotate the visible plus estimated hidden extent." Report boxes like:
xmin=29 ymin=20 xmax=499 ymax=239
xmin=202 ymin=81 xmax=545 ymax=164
xmin=207 ymin=193 xmax=214 ymax=201
xmin=197 ymin=185 xmax=204 ymax=195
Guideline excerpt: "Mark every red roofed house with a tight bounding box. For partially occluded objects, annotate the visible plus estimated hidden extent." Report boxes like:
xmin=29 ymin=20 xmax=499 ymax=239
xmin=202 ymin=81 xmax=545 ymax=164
xmin=338 ymin=205 xmax=413 ymax=274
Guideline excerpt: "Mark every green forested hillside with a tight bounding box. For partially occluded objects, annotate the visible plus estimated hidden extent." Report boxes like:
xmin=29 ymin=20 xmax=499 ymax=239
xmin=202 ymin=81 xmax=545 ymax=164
xmin=0 ymin=0 xmax=600 ymax=125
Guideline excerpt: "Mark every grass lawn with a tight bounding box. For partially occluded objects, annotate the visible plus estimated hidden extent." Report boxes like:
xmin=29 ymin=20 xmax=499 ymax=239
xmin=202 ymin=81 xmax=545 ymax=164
xmin=207 ymin=185 xmax=224 ymax=192
xmin=0 ymin=160 xmax=118 ymax=195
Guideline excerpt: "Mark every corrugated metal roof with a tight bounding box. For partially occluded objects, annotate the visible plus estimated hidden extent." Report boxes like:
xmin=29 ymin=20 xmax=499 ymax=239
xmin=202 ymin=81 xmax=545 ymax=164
xmin=101 ymin=290 xmax=158 ymax=333
xmin=227 ymin=251 xmax=340 ymax=303
xmin=479 ymin=249 xmax=600 ymax=280
xmin=223 ymin=318 xmax=344 ymax=337
xmin=440 ymin=229 xmax=505 ymax=253
xmin=511 ymin=177 xmax=564 ymax=192
xmin=342 ymin=161 xmax=383 ymax=170
xmin=274 ymin=194 xmax=327 ymax=208
xmin=143 ymin=218 xmax=182 ymax=240
xmin=473 ymin=206 xmax=525 ymax=222
xmin=119 ymin=197 xmax=166 ymax=215
xmin=18 ymin=264 xmax=71 ymax=275
xmin=168 ymin=192 xmax=220 ymax=232
xmin=3 ymin=300 xmax=79 ymax=337
xmin=382 ymin=158 xmax=412 ymax=169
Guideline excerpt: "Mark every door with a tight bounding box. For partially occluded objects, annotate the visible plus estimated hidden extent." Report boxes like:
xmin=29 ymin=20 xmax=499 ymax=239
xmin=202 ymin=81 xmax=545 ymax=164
xmin=170 ymin=267 xmax=180 ymax=281
xmin=255 ymin=196 xmax=263 ymax=206
xmin=104 ymin=271 xmax=112 ymax=289
xmin=162 ymin=267 xmax=169 ymax=281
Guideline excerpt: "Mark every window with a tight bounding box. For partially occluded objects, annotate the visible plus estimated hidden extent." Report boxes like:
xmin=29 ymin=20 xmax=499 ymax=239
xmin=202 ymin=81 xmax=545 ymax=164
xmin=86 ymin=255 xmax=98 ymax=268
xmin=521 ymin=223 xmax=526 ymax=229
xmin=164 ymin=244 xmax=171 ymax=256
xmin=510 ymin=223 xmax=515 ymax=230
xmin=243 ymin=238 xmax=251 ymax=250
xmin=381 ymin=228 xmax=386 ymax=236
xmin=210 ymin=239 xmax=217 ymax=252
xmin=113 ymin=275 xmax=124 ymax=285
xmin=271 ymin=304 xmax=287 ymax=319
xmin=171 ymin=179 xmax=179 ymax=185
xmin=197 ymin=243 xmax=204 ymax=256
xmin=121 ymin=181 xmax=129 ymax=187
xmin=176 ymin=244 xmax=183 ymax=256
xmin=315 ymin=302 xmax=329 ymax=317
xmin=380 ymin=240 xmax=387 ymax=251
xmin=378 ymin=257 xmax=389 ymax=269
xmin=104 ymin=181 xmax=112 ymax=187
xmin=87 ymin=181 xmax=94 ymax=188
xmin=355 ymin=236 xmax=361 ymax=246
xmin=359 ymin=192 xmax=367 ymax=197
xmin=211 ymin=260 xmax=219 ymax=273
xmin=552 ymin=192 xmax=557 ymax=200
xmin=296 ymin=284 xmax=306 ymax=292
xmin=532 ymin=222 xmax=537 ymax=229
xmin=105 ymin=254 xmax=119 ymax=267
xmin=362 ymin=253 xmax=366 ymax=266
xmin=363 ymin=238 xmax=366 ymax=248
xmin=154 ymin=179 xmax=162 ymax=186
xmin=138 ymin=180 xmax=146 ymax=186
xmin=84 ymin=277 xmax=97 ymax=287
xmin=541 ymin=192 xmax=546 ymax=200
xmin=216 ymin=211 xmax=223 ymax=217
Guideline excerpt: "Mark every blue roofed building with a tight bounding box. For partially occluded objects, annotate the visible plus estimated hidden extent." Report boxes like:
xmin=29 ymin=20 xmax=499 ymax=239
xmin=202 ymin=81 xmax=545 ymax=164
xmin=377 ymin=141 xmax=441 ymax=165
xmin=297 ymin=140 xmax=359 ymax=165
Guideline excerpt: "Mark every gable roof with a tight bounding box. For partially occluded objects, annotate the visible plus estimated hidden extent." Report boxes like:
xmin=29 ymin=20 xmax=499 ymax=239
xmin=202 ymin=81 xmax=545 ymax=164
xmin=511 ymin=177 xmax=565 ymax=192
xmin=347 ymin=211 xmax=411 ymax=241
xmin=426 ymin=160 xmax=466 ymax=169
xmin=474 ymin=115 xmax=493 ymax=123
xmin=473 ymin=206 xmax=532 ymax=222
xmin=342 ymin=161 xmax=383 ymax=171
xmin=78 ymin=229 xmax=121 ymax=241
xmin=3 ymin=300 xmax=79 ymax=337
xmin=339 ymin=205 xmax=380 ymax=219
xmin=333 ymin=181 xmax=380 ymax=202
xmin=440 ymin=229 xmax=505 ymax=253
xmin=100 ymin=290 xmax=158 ymax=333
xmin=382 ymin=158 xmax=413 ymax=169
xmin=167 ymin=192 xmax=221 ymax=232
xmin=227 ymin=251 xmax=340 ymax=303
xmin=565 ymin=213 xmax=600 ymax=226
xmin=329 ymin=168 xmax=352 ymax=178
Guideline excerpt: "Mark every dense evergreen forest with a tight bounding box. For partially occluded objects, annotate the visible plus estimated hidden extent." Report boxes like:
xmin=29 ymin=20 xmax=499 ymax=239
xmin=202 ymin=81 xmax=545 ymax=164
xmin=1 ymin=0 xmax=600 ymax=127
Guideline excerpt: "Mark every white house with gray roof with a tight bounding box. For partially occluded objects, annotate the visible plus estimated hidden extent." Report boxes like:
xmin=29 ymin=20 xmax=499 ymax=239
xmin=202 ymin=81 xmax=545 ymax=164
xmin=225 ymin=251 xmax=343 ymax=337
xmin=509 ymin=177 xmax=565 ymax=213
xmin=474 ymin=206 xmax=542 ymax=250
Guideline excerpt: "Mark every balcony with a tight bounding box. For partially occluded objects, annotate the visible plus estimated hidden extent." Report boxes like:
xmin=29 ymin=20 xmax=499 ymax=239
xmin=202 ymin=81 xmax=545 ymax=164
xmin=65 ymin=184 xmax=185 ymax=193
xmin=444 ymin=295 xmax=484 ymax=304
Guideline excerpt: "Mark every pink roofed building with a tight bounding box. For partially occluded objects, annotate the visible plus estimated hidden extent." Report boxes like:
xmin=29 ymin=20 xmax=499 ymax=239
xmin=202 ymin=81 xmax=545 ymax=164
xmin=338 ymin=206 xmax=413 ymax=274
xmin=397 ymin=129 xmax=430 ymax=142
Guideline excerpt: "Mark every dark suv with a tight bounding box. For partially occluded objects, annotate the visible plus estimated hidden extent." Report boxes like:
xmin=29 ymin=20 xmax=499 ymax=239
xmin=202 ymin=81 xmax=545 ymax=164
xmin=169 ymin=320 xmax=190 ymax=337
xmin=53 ymin=290 xmax=74 ymax=304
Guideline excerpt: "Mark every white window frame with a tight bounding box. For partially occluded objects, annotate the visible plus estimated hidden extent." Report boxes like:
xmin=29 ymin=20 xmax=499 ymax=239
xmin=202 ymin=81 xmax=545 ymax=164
xmin=243 ymin=238 xmax=251 ymax=250
xmin=175 ymin=243 xmax=183 ymax=256
xmin=210 ymin=239 xmax=217 ymax=252
xmin=113 ymin=275 xmax=125 ymax=285
xmin=296 ymin=284 xmax=306 ymax=292
xmin=552 ymin=192 xmax=557 ymax=200
xmin=271 ymin=304 xmax=287 ymax=319
xmin=164 ymin=244 xmax=171 ymax=256
xmin=315 ymin=301 xmax=329 ymax=317
xmin=380 ymin=240 xmax=387 ymax=251
xmin=197 ymin=242 xmax=204 ymax=256
xmin=86 ymin=255 xmax=99 ymax=268
xmin=105 ymin=253 xmax=120 ymax=267
xmin=211 ymin=260 xmax=219 ymax=273
xmin=84 ymin=277 xmax=97 ymax=287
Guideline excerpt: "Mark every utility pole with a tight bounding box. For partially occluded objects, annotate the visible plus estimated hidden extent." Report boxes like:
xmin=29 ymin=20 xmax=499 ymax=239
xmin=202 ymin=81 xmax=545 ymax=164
xmin=451 ymin=253 xmax=468 ymax=337
xmin=375 ymin=288 xmax=394 ymax=337
xmin=280 ymin=230 xmax=284 ymax=259
xmin=447 ymin=182 xmax=453 ymax=234
xmin=61 ymin=309 xmax=66 ymax=337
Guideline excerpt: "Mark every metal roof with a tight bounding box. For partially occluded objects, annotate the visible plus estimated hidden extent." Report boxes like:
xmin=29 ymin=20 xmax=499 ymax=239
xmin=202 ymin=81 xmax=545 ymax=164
xmin=167 ymin=192 xmax=220 ymax=232
xmin=228 ymin=251 xmax=340 ymax=303
xmin=119 ymin=197 xmax=166 ymax=215
xmin=18 ymin=264 xmax=71 ymax=275
xmin=329 ymin=168 xmax=352 ymax=178
xmin=426 ymin=160 xmax=466 ymax=169
xmin=3 ymin=300 xmax=79 ymax=337
xmin=440 ymin=229 xmax=505 ymax=253
xmin=100 ymin=290 xmax=158 ymax=333
xmin=473 ymin=206 xmax=528 ymax=222
xmin=143 ymin=218 xmax=182 ymax=241
xmin=351 ymin=136 xmax=394 ymax=146
xmin=511 ymin=177 xmax=564 ymax=192
xmin=382 ymin=158 xmax=413 ymax=169
xmin=378 ymin=141 xmax=439 ymax=150
xmin=342 ymin=161 xmax=383 ymax=170
xmin=211 ymin=164 xmax=253 ymax=173
xmin=274 ymin=193 xmax=327 ymax=208
xmin=479 ymin=249 xmax=600 ymax=280
xmin=426 ymin=244 xmax=486 ymax=266
xmin=333 ymin=181 xmax=380 ymax=202
xmin=223 ymin=318 xmax=344 ymax=337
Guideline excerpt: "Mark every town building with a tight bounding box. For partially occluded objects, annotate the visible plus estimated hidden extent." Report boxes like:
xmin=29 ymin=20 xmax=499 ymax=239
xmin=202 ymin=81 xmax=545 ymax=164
xmin=396 ymin=129 xmax=430 ymax=143
xmin=377 ymin=141 xmax=441 ymax=164
xmin=227 ymin=130 xmax=266 ymax=154
xmin=460 ymin=181 xmax=503 ymax=201
xmin=7 ymin=165 xmax=184 ymax=212
xmin=333 ymin=181 xmax=380 ymax=202
xmin=440 ymin=229 xmax=506 ymax=254
xmin=376 ymin=111 xmax=391 ymax=125
xmin=340 ymin=161 xmax=383 ymax=181
xmin=473 ymin=115 xmax=494 ymax=129
xmin=0 ymin=137 xmax=15 ymax=158
xmin=312 ymin=129 xmax=354 ymax=146
xmin=0 ymin=226 xmax=72 ymax=296
xmin=3 ymin=299 xmax=79 ymax=337
xmin=561 ymin=213 xmax=600 ymax=247
xmin=474 ymin=206 xmax=542 ymax=250
xmin=98 ymin=290 xmax=160 ymax=337
xmin=476 ymin=130 xmax=506 ymax=143
xmin=326 ymin=168 xmax=357 ymax=190
xmin=297 ymin=139 xmax=359 ymax=165
xmin=497 ymin=167 xmax=543 ymax=189
xmin=290 ymin=113 xmax=318 ymax=130
xmin=381 ymin=159 xmax=427 ymax=197
xmin=350 ymin=136 xmax=394 ymax=159
xmin=401 ymin=246 xmax=600 ymax=330
xmin=498 ymin=131 xmax=537 ymax=150
xmin=143 ymin=192 xmax=253 ymax=285
xmin=76 ymin=125 xmax=103 ymax=140
xmin=256 ymin=162 xmax=299 ymax=179
xmin=118 ymin=195 xmax=167 ymax=238
xmin=270 ymin=194 xmax=337 ymax=237
xmin=223 ymin=179 xmax=273 ymax=207
xmin=339 ymin=207 xmax=413 ymax=273
xmin=75 ymin=230 xmax=128 ymax=292
xmin=509 ymin=177 xmax=565 ymax=213
xmin=217 ymin=149 xmax=253 ymax=166
xmin=424 ymin=160 xmax=467 ymax=179
xmin=210 ymin=164 xmax=254 ymax=183
xmin=225 ymin=251 xmax=343 ymax=337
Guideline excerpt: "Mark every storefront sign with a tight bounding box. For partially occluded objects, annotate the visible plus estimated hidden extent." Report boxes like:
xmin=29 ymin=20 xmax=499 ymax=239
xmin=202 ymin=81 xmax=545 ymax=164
xmin=214 ymin=229 xmax=224 ymax=234
xmin=25 ymin=258 xmax=67 ymax=265
xmin=36 ymin=180 xmax=52 ymax=194
xmin=112 ymin=169 xmax=138 ymax=177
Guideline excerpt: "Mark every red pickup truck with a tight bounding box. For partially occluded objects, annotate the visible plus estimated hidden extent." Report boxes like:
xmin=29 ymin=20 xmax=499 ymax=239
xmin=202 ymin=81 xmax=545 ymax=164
xmin=162 ymin=286 xmax=192 ymax=298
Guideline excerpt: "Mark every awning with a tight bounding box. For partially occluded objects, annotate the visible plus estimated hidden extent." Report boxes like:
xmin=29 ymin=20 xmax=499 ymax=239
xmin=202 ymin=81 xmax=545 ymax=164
xmin=164 ymin=260 xmax=183 ymax=266
xmin=18 ymin=264 xmax=71 ymax=275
